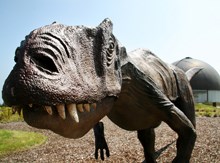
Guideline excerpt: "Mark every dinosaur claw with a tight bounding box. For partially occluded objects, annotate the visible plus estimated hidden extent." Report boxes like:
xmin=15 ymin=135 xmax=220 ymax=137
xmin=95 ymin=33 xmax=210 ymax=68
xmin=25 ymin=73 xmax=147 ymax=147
xmin=12 ymin=105 xmax=22 ymax=115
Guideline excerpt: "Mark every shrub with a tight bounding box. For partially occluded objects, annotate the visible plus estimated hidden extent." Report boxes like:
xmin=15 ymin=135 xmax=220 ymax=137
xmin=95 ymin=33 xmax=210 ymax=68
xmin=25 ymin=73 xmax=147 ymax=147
xmin=0 ymin=107 xmax=23 ymax=123
xmin=195 ymin=103 xmax=220 ymax=117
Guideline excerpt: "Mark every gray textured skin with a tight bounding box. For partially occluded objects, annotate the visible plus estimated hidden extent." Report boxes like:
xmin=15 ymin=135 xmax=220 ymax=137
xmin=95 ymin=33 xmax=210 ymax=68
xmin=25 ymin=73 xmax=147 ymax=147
xmin=2 ymin=19 xmax=196 ymax=163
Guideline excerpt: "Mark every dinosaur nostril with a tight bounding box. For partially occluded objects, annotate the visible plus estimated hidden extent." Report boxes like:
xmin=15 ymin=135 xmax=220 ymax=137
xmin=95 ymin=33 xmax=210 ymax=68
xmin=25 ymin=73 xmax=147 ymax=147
xmin=32 ymin=55 xmax=59 ymax=73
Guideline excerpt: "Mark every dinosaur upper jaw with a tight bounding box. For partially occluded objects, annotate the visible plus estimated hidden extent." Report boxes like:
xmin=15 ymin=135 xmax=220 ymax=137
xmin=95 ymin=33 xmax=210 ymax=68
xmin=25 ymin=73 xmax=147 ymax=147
xmin=15 ymin=97 xmax=116 ymax=138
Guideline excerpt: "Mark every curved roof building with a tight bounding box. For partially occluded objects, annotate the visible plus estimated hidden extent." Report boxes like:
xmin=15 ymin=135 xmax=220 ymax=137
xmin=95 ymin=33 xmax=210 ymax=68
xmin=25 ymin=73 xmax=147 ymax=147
xmin=173 ymin=57 xmax=220 ymax=90
xmin=173 ymin=57 xmax=220 ymax=103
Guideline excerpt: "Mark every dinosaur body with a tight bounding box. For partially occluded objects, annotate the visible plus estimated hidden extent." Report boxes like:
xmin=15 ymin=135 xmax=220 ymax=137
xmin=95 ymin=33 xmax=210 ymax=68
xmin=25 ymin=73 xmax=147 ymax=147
xmin=108 ymin=49 xmax=195 ymax=130
xmin=2 ymin=19 xmax=196 ymax=162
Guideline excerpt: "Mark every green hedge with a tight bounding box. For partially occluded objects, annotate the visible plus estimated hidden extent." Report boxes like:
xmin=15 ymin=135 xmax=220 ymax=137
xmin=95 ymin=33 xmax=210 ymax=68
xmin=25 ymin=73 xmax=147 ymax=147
xmin=195 ymin=103 xmax=220 ymax=117
xmin=0 ymin=106 xmax=23 ymax=123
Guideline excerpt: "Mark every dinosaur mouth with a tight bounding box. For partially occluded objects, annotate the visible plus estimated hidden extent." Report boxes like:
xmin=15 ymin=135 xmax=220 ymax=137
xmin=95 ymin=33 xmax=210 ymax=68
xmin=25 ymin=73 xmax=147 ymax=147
xmin=12 ymin=103 xmax=97 ymax=123
xmin=11 ymin=97 xmax=115 ymax=138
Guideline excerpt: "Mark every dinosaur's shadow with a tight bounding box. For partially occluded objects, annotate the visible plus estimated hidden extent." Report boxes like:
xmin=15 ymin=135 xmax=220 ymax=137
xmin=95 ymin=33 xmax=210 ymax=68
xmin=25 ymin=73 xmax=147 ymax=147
xmin=142 ymin=141 xmax=175 ymax=163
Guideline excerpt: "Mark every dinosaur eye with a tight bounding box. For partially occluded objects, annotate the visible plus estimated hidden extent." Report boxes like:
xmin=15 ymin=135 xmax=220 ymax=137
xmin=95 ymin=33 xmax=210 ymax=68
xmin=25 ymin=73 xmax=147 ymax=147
xmin=106 ymin=38 xmax=115 ymax=66
xmin=31 ymin=54 xmax=59 ymax=73
xmin=108 ymin=41 xmax=115 ymax=53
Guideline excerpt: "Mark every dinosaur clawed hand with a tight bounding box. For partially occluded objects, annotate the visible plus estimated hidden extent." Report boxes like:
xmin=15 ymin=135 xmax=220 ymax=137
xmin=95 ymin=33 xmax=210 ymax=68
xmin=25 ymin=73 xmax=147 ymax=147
xmin=94 ymin=122 xmax=110 ymax=160
xmin=95 ymin=140 xmax=110 ymax=161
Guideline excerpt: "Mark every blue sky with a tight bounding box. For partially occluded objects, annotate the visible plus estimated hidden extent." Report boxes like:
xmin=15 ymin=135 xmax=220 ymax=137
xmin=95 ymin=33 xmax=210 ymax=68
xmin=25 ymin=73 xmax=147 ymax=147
xmin=0 ymin=0 xmax=220 ymax=104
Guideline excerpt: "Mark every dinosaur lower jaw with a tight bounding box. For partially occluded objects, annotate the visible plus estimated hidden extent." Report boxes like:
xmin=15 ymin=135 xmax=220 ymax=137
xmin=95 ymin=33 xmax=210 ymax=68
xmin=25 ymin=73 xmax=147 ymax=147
xmin=13 ymin=97 xmax=116 ymax=138
xmin=13 ymin=103 xmax=97 ymax=123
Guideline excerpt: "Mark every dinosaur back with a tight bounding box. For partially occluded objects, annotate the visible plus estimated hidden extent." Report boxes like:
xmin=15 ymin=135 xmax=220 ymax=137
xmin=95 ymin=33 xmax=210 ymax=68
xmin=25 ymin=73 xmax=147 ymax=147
xmin=127 ymin=48 xmax=179 ymax=101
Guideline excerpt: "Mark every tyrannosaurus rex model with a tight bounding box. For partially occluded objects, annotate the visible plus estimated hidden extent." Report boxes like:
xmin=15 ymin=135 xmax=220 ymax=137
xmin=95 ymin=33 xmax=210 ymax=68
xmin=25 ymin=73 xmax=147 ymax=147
xmin=2 ymin=18 xmax=198 ymax=163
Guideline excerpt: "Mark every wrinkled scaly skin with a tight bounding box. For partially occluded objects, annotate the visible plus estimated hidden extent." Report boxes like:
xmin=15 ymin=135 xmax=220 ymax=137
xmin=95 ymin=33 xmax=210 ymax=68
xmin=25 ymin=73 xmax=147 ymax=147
xmin=2 ymin=19 xmax=196 ymax=163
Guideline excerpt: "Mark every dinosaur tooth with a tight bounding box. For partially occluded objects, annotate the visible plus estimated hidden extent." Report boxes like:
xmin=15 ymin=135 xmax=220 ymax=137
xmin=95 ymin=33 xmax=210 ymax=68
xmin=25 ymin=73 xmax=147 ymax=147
xmin=12 ymin=105 xmax=21 ymax=115
xmin=17 ymin=107 xmax=22 ymax=115
xmin=91 ymin=103 xmax=97 ymax=109
xmin=12 ymin=106 xmax=17 ymax=114
xmin=67 ymin=103 xmax=79 ymax=123
xmin=56 ymin=104 xmax=66 ymax=119
xmin=45 ymin=106 xmax=53 ymax=115
xmin=76 ymin=104 xmax=84 ymax=112
xmin=83 ymin=103 xmax=90 ymax=112
xmin=29 ymin=104 xmax=33 ymax=108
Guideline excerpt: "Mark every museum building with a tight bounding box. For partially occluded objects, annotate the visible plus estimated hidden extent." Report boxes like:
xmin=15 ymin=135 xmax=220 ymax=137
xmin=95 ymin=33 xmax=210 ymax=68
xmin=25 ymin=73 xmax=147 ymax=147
xmin=173 ymin=57 xmax=220 ymax=103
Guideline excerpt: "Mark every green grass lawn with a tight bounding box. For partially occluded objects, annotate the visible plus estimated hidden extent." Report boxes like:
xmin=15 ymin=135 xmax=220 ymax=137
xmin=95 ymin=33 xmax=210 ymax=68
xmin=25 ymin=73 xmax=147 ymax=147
xmin=195 ymin=103 xmax=220 ymax=117
xmin=0 ymin=106 xmax=47 ymax=157
xmin=0 ymin=129 xmax=47 ymax=157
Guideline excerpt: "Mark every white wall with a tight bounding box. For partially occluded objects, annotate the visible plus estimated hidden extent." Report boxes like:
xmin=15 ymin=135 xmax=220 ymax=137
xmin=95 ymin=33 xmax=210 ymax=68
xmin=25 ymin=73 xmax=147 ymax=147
xmin=193 ymin=90 xmax=220 ymax=103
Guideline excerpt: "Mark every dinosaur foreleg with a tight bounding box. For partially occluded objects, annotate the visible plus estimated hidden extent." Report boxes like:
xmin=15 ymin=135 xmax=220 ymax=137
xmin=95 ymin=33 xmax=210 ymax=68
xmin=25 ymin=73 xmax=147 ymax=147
xmin=163 ymin=106 xmax=196 ymax=163
xmin=93 ymin=122 xmax=110 ymax=160
xmin=138 ymin=128 xmax=156 ymax=163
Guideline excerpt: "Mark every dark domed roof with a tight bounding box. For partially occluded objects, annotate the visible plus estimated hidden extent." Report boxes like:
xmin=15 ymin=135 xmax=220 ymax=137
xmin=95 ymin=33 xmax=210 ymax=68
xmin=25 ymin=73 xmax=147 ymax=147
xmin=173 ymin=57 xmax=220 ymax=90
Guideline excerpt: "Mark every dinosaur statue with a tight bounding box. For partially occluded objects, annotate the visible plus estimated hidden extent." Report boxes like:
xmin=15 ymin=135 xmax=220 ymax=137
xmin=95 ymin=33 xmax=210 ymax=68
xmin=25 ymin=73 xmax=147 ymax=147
xmin=2 ymin=18 xmax=197 ymax=163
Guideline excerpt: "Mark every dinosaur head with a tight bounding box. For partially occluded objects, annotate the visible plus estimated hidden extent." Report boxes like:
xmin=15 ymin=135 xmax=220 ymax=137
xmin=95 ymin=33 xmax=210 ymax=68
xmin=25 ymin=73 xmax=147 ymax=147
xmin=2 ymin=19 xmax=124 ymax=138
